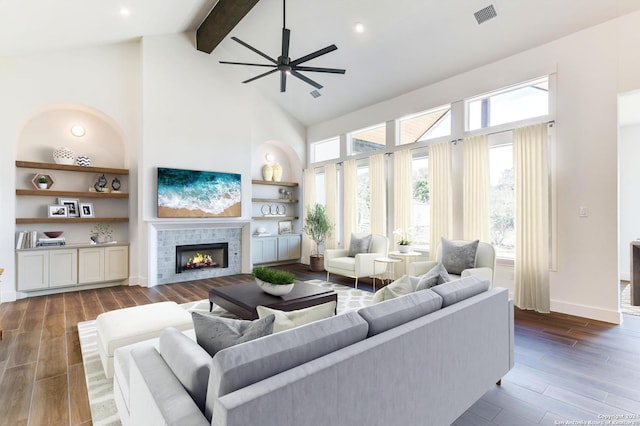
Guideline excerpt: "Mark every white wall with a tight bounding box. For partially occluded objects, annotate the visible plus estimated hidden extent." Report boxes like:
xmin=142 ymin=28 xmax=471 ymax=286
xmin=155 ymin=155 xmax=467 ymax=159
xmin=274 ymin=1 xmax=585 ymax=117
xmin=619 ymin=122 xmax=640 ymax=281
xmin=307 ymin=11 xmax=640 ymax=323
xmin=0 ymin=32 xmax=305 ymax=300
xmin=0 ymin=42 xmax=141 ymax=302
xmin=137 ymin=33 xmax=305 ymax=285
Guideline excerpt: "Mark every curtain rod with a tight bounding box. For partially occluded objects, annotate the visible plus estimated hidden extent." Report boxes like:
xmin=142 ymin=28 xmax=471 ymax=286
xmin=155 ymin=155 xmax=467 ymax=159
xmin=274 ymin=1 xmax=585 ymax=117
xmin=451 ymin=120 xmax=555 ymax=144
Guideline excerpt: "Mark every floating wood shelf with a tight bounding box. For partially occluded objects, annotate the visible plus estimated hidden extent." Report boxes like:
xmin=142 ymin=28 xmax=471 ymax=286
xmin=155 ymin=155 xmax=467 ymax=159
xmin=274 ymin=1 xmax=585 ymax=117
xmin=16 ymin=189 xmax=129 ymax=198
xmin=252 ymin=198 xmax=298 ymax=203
xmin=251 ymin=179 xmax=298 ymax=187
xmin=16 ymin=217 xmax=129 ymax=224
xmin=16 ymin=160 xmax=129 ymax=175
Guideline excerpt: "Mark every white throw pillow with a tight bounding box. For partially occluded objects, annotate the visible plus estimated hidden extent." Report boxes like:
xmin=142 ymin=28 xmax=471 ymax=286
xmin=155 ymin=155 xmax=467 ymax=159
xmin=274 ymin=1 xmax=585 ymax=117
xmin=372 ymin=274 xmax=422 ymax=303
xmin=256 ymin=301 xmax=337 ymax=333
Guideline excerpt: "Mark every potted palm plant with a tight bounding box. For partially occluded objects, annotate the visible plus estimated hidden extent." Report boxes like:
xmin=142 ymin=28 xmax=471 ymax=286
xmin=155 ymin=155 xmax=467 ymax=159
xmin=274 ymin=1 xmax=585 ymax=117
xmin=303 ymin=203 xmax=333 ymax=272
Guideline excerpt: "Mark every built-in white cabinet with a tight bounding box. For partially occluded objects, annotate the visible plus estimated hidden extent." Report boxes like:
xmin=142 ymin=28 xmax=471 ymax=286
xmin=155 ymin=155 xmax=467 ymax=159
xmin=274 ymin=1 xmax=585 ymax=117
xmin=17 ymin=248 xmax=78 ymax=291
xmin=17 ymin=243 xmax=128 ymax=292
xmin=252 ymin=235 xmax=301 ymax=265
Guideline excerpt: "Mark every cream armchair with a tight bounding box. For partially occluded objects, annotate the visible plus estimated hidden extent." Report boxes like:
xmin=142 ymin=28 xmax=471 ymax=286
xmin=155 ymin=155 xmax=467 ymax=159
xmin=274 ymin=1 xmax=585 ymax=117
xmin=408 ymin=240 xmax=496 ymax=286
xmin=325 ymin=234 xmax=389 ymax=288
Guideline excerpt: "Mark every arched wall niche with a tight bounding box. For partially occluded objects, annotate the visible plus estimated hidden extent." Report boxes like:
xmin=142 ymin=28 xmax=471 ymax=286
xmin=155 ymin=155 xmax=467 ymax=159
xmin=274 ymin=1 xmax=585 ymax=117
xmin=253 ymin=139 xmax=302 ymax=183
xmin=17 ymin=102 xmax=127 ymax=168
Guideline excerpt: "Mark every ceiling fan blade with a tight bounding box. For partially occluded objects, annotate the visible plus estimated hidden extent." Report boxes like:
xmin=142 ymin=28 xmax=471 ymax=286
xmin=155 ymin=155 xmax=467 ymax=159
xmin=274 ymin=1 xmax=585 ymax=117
xmin=242 ymin=68 xmax=279 ymax=84
xmin=219 ymin=61 xmax=277 ymax=68
xmin=281 ymin=28 xmax=290 ymax=59
xmin=293 ymin=65 xmax=346 ymax=74
xmin=280 ymin=71 xmax=287 ymax=92
xmin=231 ymin=36 xmax=277 ymax=64
xmin=290 ymin=45 xmax=338 ymax=66
xmin=291 ymin=70 xmax=323 ymax=90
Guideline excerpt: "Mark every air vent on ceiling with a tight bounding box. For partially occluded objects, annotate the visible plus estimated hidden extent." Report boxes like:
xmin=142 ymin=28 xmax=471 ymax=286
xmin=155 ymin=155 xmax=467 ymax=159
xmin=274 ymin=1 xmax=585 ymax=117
xmin=310 ymin=90 xmax=321 ymax=98
xmin=474 ymin=5 xmax=497 ymax=25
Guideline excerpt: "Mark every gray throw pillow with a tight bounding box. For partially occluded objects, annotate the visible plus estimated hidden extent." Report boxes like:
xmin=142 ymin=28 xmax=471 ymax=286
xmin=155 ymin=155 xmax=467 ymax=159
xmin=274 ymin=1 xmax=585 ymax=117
xmin=192 ymin=311 xmax=275 ymax=357
xmin=415 ymin=263 xmax=451 ymax=291
xmin=348 ymin=233 xmax=372 ymax=257
xmin=440 ymin=238 xmax=479 ymax=275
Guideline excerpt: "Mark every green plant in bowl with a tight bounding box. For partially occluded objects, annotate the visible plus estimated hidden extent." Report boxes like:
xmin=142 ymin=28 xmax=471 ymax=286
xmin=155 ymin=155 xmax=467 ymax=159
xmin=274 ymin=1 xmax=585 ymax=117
xmin=251 ymin=266 xmax=295 ymax=285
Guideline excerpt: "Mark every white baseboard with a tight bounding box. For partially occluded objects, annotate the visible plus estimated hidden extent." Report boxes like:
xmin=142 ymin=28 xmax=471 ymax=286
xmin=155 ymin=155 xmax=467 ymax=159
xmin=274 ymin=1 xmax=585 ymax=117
xmin=1 ymin=290 xmax=17 ymax=303
xmin=620 ymin=272 xmax=630 ymax=281
xmin=551 ymin=299 xmax=622 ymax=324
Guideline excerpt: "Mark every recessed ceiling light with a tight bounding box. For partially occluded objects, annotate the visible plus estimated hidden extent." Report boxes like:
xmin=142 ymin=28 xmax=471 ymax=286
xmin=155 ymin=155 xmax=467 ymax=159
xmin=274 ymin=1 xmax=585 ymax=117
xmin=354 ymin=22 xmax=365 ymax=33
xmin=70 ymin=125 xmax=85 ymax=137
xmin=120 ymin=8 xmax=131 ymax=17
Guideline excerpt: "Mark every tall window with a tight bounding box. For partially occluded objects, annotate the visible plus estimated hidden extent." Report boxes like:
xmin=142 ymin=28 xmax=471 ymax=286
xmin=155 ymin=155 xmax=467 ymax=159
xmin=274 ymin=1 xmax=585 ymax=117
xmin=349 ymin=123 xmax=386 ymax=155
xmin=356 ymin=162 xmax=370 ymax=233
xmin=412 ymin=155 xmax=430 ymax=250
xmin=398 ymin=106 xmax=451 ymax=145
xmin=310 ymin=137 xmax=340 ymax=163
xmin=489 ymin=139 xmax=514 ymax=258
xmin=467 ymin=77 xmax=549 ymax=131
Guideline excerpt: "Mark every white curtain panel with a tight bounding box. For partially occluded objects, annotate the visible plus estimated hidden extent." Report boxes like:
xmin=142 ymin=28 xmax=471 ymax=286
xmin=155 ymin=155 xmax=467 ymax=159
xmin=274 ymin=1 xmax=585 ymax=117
xmin=429 ymin=142 xmax=453 ymax=259
xmin=393 ymin=149 xmax=413 ymax=246
xmin=324 ymin=163 xmax=337 ymax=250
xmin=514 ymin=123 xmax=550 ymax=313
xmin=463 ymin=135 xmax=490 ymax=243
xmin=370 ymin=153 xmax=387 ymax=236
xmin=302 ymin=168 xmax=316 ymax=264
xmin=342 ymin=159 xmax=357 ymax=248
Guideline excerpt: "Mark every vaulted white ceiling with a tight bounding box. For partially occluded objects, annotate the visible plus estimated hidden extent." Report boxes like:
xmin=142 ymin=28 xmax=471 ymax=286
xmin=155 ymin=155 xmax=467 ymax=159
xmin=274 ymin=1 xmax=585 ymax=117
xmin=2 ymin=0 xmax=639 ymax=126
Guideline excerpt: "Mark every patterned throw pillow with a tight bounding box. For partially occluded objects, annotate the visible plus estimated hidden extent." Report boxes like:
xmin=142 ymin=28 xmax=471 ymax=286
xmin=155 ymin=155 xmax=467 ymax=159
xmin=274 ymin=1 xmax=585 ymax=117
xmin=415 ymin=263 xmax=451 ymax=291
xmin=192 ymin=312 xmax=275 ymax=357
xmin=440 ymin=238 xmax=479 ymax=275
xmin=256 ymin=301 xmax=337 ymax=333
xmin=348 ymin=233 xmax=372 ymax=257
xmin=372 ymin=275 xmax=422 ymax=303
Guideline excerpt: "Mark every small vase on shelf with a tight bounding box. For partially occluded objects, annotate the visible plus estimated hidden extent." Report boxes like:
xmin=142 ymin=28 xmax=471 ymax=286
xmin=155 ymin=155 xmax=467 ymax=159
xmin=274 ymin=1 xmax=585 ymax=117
xmin=262 ymin=164 xmax=273 ymax=181
xmin=272 ymin=163 xmax=283 ymax=182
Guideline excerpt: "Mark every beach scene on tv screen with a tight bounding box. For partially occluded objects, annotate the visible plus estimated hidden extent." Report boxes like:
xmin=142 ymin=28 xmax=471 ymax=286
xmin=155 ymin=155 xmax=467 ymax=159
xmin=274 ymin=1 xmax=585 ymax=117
xmin=157 ymin=167 xmax=241 ymax=218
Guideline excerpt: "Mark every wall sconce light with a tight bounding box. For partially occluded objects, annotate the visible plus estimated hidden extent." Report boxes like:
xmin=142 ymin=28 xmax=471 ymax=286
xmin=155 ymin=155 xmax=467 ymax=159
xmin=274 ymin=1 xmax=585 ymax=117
xmin=70 ymin=125 xmax=86 ymax=137
xmin=265 ymin=153 xmax=275 ymax=163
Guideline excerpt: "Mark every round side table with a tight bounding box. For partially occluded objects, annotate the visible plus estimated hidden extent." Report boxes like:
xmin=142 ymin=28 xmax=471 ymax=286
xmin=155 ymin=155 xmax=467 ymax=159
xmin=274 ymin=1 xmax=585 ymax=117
xmin=388 ymin=250 xmax=422 ymax=275
xmin=372 ymin=257 xmax=402 ymax=291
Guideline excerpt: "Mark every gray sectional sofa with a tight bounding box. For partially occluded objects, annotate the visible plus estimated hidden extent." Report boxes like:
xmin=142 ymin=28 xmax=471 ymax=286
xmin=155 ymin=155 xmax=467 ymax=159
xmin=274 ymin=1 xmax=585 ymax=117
xmin=113 ymin=276 xmax=514 ymax=426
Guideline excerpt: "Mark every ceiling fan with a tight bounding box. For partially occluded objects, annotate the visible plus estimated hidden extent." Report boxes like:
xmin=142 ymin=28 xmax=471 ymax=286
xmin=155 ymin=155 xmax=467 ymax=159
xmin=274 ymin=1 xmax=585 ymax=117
xmin=219 ymin=0 xmax=346 ymax=93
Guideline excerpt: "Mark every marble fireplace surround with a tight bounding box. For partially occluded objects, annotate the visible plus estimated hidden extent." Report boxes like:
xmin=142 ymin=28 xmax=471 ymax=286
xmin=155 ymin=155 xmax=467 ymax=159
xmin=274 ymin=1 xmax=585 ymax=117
xmin=148 ymin=221 xmax=251 ymax=287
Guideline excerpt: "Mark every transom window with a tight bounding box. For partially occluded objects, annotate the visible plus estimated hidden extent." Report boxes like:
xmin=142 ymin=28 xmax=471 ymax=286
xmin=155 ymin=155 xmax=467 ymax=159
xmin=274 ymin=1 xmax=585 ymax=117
xmin=348 ymin=123 xmax=386 ymax=155
xmin=310 ymin=137 xmax=340 ymax=163
xmin=398 ymin=106 xmax=451 ymax=145
xmin=467 ymin=77 xmax=549 ymax=131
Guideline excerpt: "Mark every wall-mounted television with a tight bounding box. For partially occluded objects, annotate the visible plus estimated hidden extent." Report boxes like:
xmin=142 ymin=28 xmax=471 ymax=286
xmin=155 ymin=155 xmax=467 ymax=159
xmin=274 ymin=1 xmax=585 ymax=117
xmin=157 ymin=167 xmax=241 ymax=218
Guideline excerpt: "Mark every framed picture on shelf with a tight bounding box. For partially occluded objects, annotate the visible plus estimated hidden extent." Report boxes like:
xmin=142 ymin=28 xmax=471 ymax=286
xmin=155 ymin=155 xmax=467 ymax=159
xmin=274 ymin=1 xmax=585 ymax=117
xmin=47 ymin=205 xmax=68 ymax=218
xmin=58 ymin=197 xmax=80 ymax=217
xmin=79 ymin=203 xmax=95 ymax=218
xmin=278 ymin=220 xmax=292 ymax=234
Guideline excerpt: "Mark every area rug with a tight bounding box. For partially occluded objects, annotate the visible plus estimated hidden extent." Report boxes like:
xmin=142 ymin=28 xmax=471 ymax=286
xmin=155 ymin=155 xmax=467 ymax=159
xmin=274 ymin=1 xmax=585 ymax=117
xmin=78 ymin=280 xmax=372 ymax=425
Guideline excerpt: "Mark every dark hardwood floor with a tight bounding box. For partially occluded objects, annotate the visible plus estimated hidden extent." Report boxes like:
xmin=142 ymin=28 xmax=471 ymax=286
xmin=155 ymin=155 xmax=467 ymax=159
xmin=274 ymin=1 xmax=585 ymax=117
xmin=1 ymin=264 xmax=639 ymax=426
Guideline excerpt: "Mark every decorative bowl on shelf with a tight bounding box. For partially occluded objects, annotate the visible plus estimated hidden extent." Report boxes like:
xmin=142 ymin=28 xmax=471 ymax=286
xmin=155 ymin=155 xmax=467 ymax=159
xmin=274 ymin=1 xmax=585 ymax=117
xmin=52 ymin=147 xmax=76 ymax=165
xmin=44 ymin=231 xmax=63 ymax=238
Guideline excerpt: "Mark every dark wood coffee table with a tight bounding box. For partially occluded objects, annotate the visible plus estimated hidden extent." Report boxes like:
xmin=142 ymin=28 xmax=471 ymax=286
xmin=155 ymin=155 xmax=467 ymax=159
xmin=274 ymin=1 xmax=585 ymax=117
xmin=208 ymin=281 xmax=338 ymax=320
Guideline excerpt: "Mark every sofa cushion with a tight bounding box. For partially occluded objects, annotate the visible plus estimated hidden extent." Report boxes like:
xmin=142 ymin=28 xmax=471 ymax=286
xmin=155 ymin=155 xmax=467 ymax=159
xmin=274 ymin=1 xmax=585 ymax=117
xmin=431 ymin=275 xmax=490 ymax=307
xmin=159 ymin=327 xmax=212 ymax=413
xmin=415 ymin=263 xmax=451 ymax=291
xmin=441 ymin=238 xmax=479 ymax=275
xmin=204 ymin=311 xmax=369 ymax=420
xmin=348 ymin=233 xmax=372 ymax=257
xmin=372 ymin=274 xmax=421 ymax=303
xmin=192 ymin=312 xmax=275 ymax=357
xmin=256 ymin=301 xmax=336 ymax=333
xmin=358 ymin=289 xmax=443 ymax=336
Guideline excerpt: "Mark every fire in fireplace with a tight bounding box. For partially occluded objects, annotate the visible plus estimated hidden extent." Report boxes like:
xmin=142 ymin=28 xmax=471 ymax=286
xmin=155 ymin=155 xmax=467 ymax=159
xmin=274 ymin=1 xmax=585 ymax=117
xmin=175 ymin=243 xmax=228 ymax=273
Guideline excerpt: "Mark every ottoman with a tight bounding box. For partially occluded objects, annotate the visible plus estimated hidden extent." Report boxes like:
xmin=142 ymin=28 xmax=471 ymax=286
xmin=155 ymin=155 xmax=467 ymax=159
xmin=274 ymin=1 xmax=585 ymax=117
xmin=96 ymin=301 xmax=194 ymax=378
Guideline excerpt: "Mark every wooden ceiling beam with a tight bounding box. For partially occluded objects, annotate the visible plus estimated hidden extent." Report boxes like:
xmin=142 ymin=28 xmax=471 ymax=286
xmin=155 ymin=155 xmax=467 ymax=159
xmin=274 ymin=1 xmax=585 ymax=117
xmin=196 ymin=0 xmax=261 ymax=54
